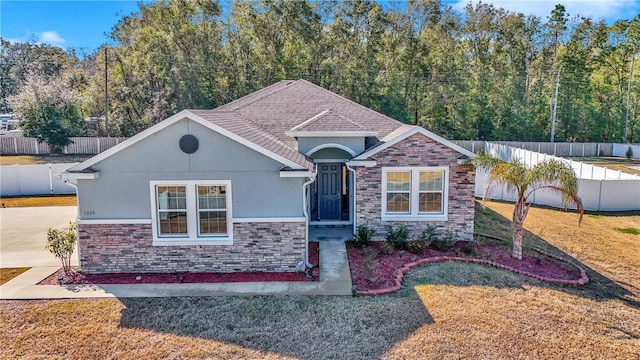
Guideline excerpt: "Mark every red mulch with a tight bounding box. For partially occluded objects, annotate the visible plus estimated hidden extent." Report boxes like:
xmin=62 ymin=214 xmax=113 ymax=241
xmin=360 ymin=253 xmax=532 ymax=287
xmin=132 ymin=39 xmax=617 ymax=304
xmin=347 ymin=239 xmax=583 ymax=291
xmin=40 ymin=242 xmax=320 ymax=286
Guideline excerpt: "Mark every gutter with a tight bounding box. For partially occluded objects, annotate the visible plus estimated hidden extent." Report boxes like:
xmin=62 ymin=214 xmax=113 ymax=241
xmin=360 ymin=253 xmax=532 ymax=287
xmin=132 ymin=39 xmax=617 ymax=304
xmin=302 ymin=166 xmax=317 ymax=268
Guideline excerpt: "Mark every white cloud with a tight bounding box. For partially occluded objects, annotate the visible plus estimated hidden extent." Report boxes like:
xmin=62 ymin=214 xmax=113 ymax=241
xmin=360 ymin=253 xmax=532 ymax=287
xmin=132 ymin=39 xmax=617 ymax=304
xmin=37 ymin=31 xmax=66 ymax=46
xmin=449 ymin=0 xmax=637 ymax=22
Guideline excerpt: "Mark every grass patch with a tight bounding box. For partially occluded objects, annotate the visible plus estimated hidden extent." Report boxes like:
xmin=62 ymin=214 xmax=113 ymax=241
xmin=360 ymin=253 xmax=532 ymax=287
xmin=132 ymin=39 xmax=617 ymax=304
xmin=616 ymin=227 xmax=640 ymax=235
xmin=0 ymin=268 xmax=30 ymax=285
xmin=568 ymin=156 xmax=640 ymax=176
xmin=0 ymin=155 xmax=92 ymax=166
xmin=0 ymin=195 xmax=76 ymax=207
xmin=1 ymin=200 xmax=638 ymax=359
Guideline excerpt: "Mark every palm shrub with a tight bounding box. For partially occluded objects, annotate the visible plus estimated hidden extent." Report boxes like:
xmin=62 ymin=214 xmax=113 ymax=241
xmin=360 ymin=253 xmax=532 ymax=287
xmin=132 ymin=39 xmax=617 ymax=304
xmin=473 ymin=152 xmax=583 ymax=260
xmin=46 ymin=221 xmax=77 ymax=274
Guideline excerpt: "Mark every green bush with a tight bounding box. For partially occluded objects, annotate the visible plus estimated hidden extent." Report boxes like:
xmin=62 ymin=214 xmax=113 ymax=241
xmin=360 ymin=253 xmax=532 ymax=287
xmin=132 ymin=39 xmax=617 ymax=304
xmin=431 ymin=230 xmax=457 ymax=251
xmin=45 ymin=221 xmax=77 ymax=274
xmin=386 ymin=225 xmax=409 ymax=250
xmin=626 ymin=146 xmax=634 ymax=159
xmin=353 ymin=223 xmax=375 ymax=247
xmin=406 ymin=240 xmax=427 ymax=254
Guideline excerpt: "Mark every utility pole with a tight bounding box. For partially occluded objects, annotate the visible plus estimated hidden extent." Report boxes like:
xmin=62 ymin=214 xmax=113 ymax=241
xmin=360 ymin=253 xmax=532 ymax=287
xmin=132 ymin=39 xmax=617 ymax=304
xmin=550 ymin=66 xmax=561 ymax=142
xmin=104 ymin=47 xmax=109 ymax=137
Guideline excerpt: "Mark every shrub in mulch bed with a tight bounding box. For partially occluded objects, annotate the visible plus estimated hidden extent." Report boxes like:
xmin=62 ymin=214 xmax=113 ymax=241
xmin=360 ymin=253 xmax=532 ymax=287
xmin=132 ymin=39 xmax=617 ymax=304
xmin=346 ymin=237 xmax=584 ymax=292
xmin=40 ymin=242 xmax=320 ymax=285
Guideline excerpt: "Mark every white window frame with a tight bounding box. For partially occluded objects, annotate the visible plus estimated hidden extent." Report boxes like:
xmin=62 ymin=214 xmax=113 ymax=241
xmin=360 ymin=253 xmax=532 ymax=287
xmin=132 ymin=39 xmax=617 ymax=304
xmin=381 ymin=167 xmax=448 ymax=221
xmin=150 ymin=180 xmax=233 ymax=245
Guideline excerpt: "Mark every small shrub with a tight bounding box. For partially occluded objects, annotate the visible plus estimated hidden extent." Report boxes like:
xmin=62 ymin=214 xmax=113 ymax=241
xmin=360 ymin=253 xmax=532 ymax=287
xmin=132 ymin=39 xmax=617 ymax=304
xmin=460 ymin=241 xmax=477 ymax=255
xmin=431 ymin=230 xmax=458 ymax=251
xmin=626 ymin=146 xmax=634 ymax=159
xmin=46 ymin=221 xmax=76 ymax=274
xmin=386 ymin=225 xmax=409 ymax=250
xmin=406 ymin=240 xmax=427 ymax=254
xmin=378 ymin=242 xmax=396 ymax=255
xmin=353 ymin=223 xmax=375 ymax=247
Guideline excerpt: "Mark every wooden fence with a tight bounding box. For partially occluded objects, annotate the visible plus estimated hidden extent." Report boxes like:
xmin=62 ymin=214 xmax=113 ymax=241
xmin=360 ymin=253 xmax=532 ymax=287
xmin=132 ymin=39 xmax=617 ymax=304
xmin=0 ymin=137 xmax=128 ymax=155
xmin=0 ymin=136 xmax=636 ymax=158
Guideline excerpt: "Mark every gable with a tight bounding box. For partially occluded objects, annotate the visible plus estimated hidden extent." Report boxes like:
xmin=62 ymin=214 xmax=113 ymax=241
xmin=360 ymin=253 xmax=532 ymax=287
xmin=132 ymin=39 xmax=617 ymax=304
xmin=354 ymin=126 xmax=475 ymax=160
xmin=67 ymin=110 xmax=311 ymax=174
xmin=90 ymin=118 xmax=288 ymax=174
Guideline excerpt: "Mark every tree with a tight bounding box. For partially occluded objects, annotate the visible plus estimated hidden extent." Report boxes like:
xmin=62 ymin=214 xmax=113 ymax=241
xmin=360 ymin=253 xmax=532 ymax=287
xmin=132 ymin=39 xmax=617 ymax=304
xmin=473 ymin=152 xmax=583 ymax=260
xmin=46 ymin=222 xmax=77 ymax=274
xmin=8 ymin=69 xmax=85 ymax=148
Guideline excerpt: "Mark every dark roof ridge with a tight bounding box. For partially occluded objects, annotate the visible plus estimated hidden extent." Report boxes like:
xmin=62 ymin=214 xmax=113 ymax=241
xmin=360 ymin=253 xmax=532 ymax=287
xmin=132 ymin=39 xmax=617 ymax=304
xmin=215 ymin=80 xmax=297 ymax=111
xmin=288 ymin=108 xmax=368 ymax=133
xmin=295 ymin=79 xmax=405 ymax=127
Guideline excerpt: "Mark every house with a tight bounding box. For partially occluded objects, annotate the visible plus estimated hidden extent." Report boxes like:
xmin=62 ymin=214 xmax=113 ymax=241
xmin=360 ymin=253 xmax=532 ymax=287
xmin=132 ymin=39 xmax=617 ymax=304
xmin=63 ymin=80 xmax=475 ymax=274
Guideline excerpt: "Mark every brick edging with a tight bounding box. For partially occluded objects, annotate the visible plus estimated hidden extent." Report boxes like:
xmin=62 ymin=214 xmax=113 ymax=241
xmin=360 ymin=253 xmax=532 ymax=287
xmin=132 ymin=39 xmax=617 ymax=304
xmin=355 ymin=233 xmax=589 ymax=296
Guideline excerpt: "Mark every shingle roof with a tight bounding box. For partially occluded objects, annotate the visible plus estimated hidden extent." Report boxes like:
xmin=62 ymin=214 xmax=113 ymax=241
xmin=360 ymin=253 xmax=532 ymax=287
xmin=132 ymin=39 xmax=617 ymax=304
xmin=287 ymin=109 xmax=370 ymax=133
xmin=199 ymin=79 xmax=404 ymax=150
xmin=189 ymin=109 xmax=313 ymax=170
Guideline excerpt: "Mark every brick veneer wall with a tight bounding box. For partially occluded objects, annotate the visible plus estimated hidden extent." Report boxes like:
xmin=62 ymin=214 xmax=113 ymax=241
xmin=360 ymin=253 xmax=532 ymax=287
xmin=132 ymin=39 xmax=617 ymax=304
xmin=77 ymin=221 xmax=306 ymax=274
xmin=356 ymin=133 xmax=475 ymax=241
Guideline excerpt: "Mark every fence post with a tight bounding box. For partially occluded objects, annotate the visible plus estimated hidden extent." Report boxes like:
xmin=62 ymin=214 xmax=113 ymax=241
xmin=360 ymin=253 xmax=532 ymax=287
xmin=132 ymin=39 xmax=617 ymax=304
xmin=471 ymin=141 xmax=475 ymax=153
xmin=97 ymin=137 xmax=101 ymax=153
xmin=554 ymin=143 xmax=557 ymax=156
xmin=597 ymin=143 xmax=600 ymax=157
xmin=538 ymin=143 xmax=541 ymax=153
xmin=48 ymin=163 xmax=53 ymax=194
xmin=582 ymin=143 xmax=585 ymax=157
xmin=569 ymin=143 xmax=573 ymax=157
xmin=13 ymin=137 xmax=18 ymax=154
xmin=14 ymin=164 xmax=21 ymax=196
xmin=597 ymin=180 xmax=603 ymax=211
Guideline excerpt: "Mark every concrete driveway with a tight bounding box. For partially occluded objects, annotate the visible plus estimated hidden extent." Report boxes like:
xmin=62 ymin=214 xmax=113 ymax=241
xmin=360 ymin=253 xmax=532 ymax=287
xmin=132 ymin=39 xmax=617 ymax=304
xmin=0 ymin=206 xmax=78 ymax=268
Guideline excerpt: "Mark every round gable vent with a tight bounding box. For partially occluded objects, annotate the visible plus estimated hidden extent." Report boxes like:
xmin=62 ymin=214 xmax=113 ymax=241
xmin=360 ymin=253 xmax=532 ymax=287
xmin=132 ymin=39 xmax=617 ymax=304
xmin=179 ymin=134 xmax=199 ymax=154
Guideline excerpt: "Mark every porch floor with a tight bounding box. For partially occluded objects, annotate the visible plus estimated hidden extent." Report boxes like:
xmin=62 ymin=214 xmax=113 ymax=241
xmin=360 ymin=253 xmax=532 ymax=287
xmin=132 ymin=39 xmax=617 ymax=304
xmin=309 ymin=225 xmax=353 ymax=242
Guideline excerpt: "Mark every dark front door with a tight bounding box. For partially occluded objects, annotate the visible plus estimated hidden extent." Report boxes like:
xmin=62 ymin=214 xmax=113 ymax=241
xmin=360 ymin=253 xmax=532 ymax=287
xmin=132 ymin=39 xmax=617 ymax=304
xmin=318 ymin=163 xmax=342 ymax=220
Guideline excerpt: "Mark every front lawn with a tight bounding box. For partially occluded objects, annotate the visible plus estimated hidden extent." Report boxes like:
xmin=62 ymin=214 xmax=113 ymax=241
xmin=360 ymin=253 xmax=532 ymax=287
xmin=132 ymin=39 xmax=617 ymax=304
xmin=0 ymin=267 xmax=30 ymax=285
xmin=1 ymin=200 xmax=638 ymax=359
xmin=0 ymin=195 xmax=77 ymax=207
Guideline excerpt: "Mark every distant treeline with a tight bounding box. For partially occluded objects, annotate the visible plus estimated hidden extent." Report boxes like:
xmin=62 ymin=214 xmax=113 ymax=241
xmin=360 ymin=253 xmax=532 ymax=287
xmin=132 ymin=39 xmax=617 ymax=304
xmin=1 ymin=0 xmax=639 ymax=143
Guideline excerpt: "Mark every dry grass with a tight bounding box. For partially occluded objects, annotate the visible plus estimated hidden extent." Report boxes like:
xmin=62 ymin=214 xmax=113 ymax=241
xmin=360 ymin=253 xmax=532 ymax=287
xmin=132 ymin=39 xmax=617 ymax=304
xmin=0 ymin=154 xmax=92 ymax=166
xmin=0 ymin=268 xmax=30 ymax=285
xmin=1 ymin=200 xmax=638 ymax=359
xmin=0 ymin=195 xmax=77 ymax=207
xmin=569 ymin=156 xmax=640 ymax=176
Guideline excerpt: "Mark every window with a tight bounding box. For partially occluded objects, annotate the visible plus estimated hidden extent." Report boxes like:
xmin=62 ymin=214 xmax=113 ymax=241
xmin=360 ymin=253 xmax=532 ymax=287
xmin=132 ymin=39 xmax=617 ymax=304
xmin=150 ymin=181 xmax=232 ymax=245
xmin=382 ymin=167 xmax=448 ymax=221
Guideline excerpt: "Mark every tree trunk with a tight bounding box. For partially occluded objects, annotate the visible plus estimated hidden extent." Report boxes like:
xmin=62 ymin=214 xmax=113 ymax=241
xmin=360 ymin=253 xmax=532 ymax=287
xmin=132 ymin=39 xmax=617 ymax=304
xmin=512 ymin=221 xmax=524 ymax=260
xmin=511 ymin=197 xmax=529 ymax=260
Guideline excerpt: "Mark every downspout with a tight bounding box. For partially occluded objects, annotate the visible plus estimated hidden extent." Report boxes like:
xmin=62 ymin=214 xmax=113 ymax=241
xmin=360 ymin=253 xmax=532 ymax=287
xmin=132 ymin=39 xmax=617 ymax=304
xmin=345 ymin=161 xmax=357 ymax=235
xmin=302 ymin=168 xmax=317 ymax=268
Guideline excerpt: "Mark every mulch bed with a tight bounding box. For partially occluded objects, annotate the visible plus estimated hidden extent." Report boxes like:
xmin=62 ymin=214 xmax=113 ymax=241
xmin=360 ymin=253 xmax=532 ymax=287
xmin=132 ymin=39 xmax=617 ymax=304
xmin=39 ymin=242 xmax=320 ymax=285
xmin=347 ymin=237 xmax=585 ymax=292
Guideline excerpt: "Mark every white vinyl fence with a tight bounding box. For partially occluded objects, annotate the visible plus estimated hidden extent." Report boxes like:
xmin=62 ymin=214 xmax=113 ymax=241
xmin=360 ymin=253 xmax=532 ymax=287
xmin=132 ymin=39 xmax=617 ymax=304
xmin=477 ymin=143 xmax=640 ymax=211
xmin=0 ymin=163 xmax=78 ymax=196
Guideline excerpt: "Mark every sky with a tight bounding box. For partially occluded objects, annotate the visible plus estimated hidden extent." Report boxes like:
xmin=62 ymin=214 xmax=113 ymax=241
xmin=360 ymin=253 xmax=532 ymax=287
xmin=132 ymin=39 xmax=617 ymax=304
xmin=1 ymin=0 xmax=639 ymax=55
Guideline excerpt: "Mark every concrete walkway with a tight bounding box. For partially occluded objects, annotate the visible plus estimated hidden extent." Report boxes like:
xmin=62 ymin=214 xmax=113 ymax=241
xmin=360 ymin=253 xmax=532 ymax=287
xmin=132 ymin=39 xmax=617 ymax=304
xmin=0 ymin=240 xmax=353 ymax=299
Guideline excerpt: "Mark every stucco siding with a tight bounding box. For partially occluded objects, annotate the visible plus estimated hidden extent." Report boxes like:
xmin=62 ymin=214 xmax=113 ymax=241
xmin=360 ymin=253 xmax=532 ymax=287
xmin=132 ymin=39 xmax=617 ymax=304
xmin=77 ymin=118 xmax=304 ymax=220
xmin=355 ymin=133 xmax=475 ymax=241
